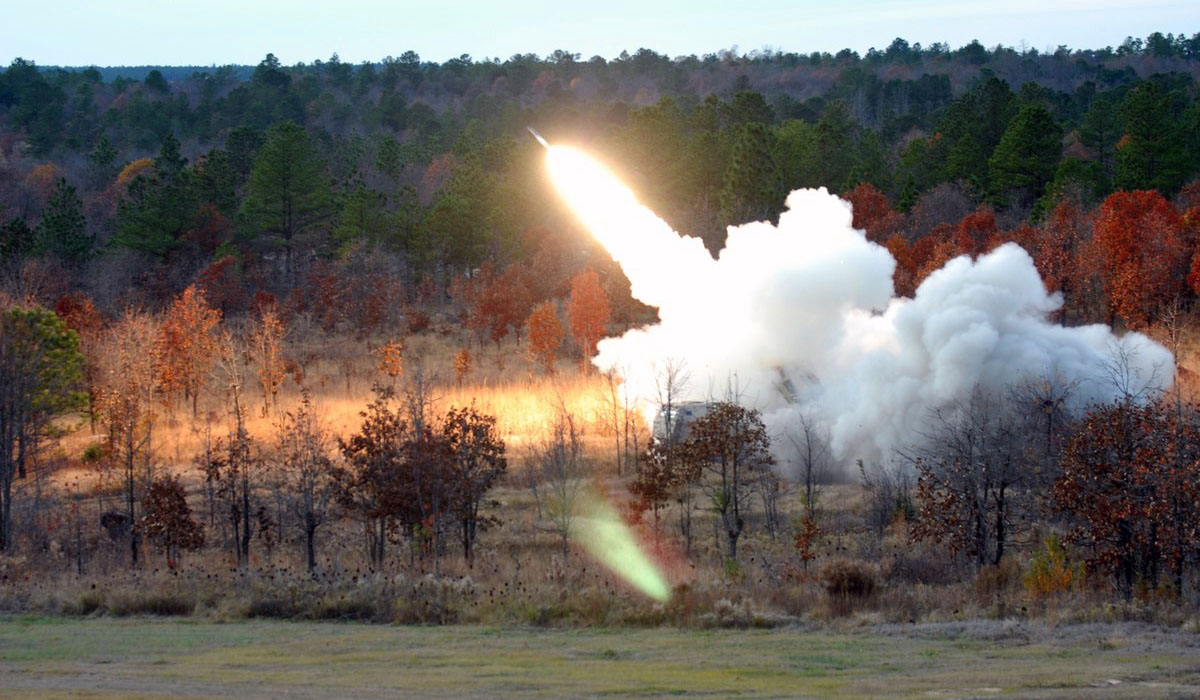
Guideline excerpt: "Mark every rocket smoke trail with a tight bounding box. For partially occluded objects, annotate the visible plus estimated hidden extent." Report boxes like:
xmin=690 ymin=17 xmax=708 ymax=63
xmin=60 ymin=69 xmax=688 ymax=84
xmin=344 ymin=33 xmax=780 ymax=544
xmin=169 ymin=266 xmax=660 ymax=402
xmin=544 ymin=145 xmax=1174 ymax=477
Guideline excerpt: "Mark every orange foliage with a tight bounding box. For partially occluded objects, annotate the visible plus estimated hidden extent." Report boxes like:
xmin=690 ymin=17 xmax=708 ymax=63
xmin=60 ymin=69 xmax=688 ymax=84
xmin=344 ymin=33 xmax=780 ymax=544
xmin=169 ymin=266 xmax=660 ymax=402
xmin=157 ymin=285 xmax=222 ymax=415
xmin=251 ymin=308 xmax=288 ymax=415
xmin=911 ymin=224 xmax=958 ymax=288
xmin=527 ymin=301 xmax=563 ymax=374
xmin=884 ymin=234 xmax=917 ymax=298
xmin=53 ymin=293 xmax=104 ymax=338
xmin=374 ymin=338 xmax=405 ymax=379
xmin=453 ymin=348 xmax=472 ymax=385
xmin=843 ymin=183 xmax=905 ymax=243
xmin=24 ymin=163 xmax=60 ymax=204
xmin=567 ymin=269 xmax=611 ymax=370
xmin=115 ymin=158 xmax=154 ymax=188
xmin=952 ymin=205 xmax=1000 ymax=258
xmin=1091 ymin=190 xmax=1188 ymax=328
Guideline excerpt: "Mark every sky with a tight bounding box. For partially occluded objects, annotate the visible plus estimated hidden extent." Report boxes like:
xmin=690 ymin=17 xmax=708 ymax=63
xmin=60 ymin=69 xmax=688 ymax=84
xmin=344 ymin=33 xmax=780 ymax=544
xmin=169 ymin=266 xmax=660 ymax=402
xmin=2 ymin=0 xmax=1196 ymax=67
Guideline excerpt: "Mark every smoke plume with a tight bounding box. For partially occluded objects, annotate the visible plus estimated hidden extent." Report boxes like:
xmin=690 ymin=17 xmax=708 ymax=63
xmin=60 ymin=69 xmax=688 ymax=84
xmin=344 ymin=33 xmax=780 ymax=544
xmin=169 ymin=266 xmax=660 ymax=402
xmin=588 ymin=186 xmax=1174 ymax=476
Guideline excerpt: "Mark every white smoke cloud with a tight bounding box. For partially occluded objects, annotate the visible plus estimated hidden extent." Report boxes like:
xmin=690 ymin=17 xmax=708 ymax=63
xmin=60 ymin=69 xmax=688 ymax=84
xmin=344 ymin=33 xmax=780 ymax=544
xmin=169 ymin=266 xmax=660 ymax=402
xmin=592 ymin=187 xmax=1174 ymax=476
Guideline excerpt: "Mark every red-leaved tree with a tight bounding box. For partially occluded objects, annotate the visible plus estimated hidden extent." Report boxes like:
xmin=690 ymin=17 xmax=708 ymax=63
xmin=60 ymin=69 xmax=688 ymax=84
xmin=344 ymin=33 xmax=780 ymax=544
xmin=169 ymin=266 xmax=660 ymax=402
xmin=567 ymin=269 xmax=611 ymax=372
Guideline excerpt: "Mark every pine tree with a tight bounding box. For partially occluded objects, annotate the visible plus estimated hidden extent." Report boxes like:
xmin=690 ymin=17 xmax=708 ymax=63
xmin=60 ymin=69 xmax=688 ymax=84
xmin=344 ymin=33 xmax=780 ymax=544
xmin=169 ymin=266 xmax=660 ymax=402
xmin=240 ymin=122 xmax=334 ymax=271
xmin=114 ymin=132 xmax=198 ymax=259
xmin=719 ymin=122 xmax=783 ymax=226
xmin=1114 ymin=81 xmax=1188 ymax=194
xmin=36 ymin=179 xmax=90 ymax=264
xmin=988 ymin=103 xmax=1062 ymax=206
xmin=87 ymin=135 xmax=118 ymax=187
xmin=0 ymin=218 xmax=34 ymax=266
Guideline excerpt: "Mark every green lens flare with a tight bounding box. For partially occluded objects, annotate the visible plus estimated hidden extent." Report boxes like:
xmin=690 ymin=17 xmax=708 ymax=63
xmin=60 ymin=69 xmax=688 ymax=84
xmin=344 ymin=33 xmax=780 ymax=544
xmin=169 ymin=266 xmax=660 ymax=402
xmin=575 ymin=491 xmax=670 ymax=602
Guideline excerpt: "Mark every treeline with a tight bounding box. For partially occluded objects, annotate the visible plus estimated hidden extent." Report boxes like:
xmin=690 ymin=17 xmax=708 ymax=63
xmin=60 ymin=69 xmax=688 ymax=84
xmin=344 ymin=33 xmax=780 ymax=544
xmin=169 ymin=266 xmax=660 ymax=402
xmin=0 ymin=32 xmax=1198 ymax=322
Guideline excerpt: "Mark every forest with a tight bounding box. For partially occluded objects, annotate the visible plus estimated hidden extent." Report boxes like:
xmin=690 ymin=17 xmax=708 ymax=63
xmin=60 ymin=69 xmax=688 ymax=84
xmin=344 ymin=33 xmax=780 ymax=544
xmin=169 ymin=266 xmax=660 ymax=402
xmin=1 ymin=31 xmax=1200 ymax=625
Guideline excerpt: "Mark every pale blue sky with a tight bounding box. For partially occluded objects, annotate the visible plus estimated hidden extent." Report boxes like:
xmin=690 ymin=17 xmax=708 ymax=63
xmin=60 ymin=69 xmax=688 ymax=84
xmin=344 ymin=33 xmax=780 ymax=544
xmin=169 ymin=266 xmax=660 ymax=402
xmin=3 ymin=0 xmax=1195 ymax=66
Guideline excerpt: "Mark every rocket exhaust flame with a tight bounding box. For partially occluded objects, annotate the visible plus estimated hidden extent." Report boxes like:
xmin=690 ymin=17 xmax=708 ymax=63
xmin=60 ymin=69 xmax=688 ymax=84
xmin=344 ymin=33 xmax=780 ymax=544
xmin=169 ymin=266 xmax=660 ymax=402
xmin=542 ymin=142 xmax=1173 ymax=481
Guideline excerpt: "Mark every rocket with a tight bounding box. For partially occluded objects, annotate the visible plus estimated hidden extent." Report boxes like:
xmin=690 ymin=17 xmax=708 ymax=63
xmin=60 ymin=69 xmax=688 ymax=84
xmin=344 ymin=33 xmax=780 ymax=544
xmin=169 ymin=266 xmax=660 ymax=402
xmin=526 ymin=126 xmax=549 ymax=149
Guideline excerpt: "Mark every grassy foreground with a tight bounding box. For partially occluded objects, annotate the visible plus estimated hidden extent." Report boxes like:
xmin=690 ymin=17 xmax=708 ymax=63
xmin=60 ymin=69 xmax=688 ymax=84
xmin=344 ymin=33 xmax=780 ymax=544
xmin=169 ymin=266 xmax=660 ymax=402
xmin=2 ymin=617 xmax=1199 ymax=698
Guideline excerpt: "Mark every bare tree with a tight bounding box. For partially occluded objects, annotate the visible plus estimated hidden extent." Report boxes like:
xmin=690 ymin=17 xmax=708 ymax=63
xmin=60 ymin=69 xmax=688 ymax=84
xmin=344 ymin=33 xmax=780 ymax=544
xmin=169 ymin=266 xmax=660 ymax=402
xmin=905 ymin=388 xmax=1037 ymax=568
xmin=526 ymin=411 xmax=587 ymax=560
xmin=274 ymin=390 xmax=337 ymax=573
xmin=95 ymin=310 xmax=159 ymax=566
xmin=217 ymin=331 xmax=261 ymax=567
xmin=787 ymin=412 xmax=832 ymax=517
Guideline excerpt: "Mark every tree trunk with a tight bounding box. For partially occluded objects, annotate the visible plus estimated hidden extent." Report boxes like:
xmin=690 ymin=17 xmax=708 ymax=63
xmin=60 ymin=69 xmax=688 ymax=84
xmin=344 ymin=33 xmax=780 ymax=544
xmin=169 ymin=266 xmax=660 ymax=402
xmin=239 ymin=478 xmax=251 ymax=564
xmin=0 ymin=469 xmax=12 ymax=552
xmin=127 ymin=459 xmax=138 ymax=568
xmin=305 ymin=520 xmax=317 ymax=573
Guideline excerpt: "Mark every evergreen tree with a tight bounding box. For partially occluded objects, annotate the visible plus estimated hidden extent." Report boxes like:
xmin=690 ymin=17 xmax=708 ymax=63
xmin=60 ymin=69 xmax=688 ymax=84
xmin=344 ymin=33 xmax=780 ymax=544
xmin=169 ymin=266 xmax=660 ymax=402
xmin=719 ymin=122 xmax=783 ymax=225
xmin=813 ymin=101 xmax=856 ymax=191
xmin=87 ymin=135 xmax=118 ymax=187
xmin=0 ymin=218 xmax=34 ymax=266
xmin=226 ymin=126 xmax=265 ymax=178
xmin=333 ymin=183 xmax=393 ymax=250
xmin=113 ymin=132 xmax=197 ymax=259
xmin=193 ymin=148 xmax=239 ymax=215
xmin=988 ymin=103 xmax=1062 ymax=206
xmin=240 ymin=122 xmax=334 ymax=270
xmin=375 ymin=135 xmax=404 ymax=181
xmin=1078 ymin=94 xmax=1118 ymax=179
xmin=36 ymin=179 xmax=90 ymax=264
xmin=419 ymin=163 xmax=494 ymax=268
xmin=1114 ymin=81 xmax=1189 ymax=193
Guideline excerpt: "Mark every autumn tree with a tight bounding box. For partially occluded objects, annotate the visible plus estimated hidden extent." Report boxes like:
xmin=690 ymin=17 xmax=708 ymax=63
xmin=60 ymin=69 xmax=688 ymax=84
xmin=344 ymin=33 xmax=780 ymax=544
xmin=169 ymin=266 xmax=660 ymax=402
xmin=137 ymin=474 xmax=204 ymax=567
xmin=1027 ymin=198 xmax=1090 ymax=321
xmin=787 ymin=412 xmax=832 ymax=570
xmin=442 ymin=403 xmax=507 ymax=566
xmin=249 ymin=307 xmax=287 ymax=416
xmin=337 ymin=385 xmax=410 ymax=568
xmin=96 ymin=310 xmax=159 ymax=566
xmin=1055 ymin=401 xmax=1200 ymax=598
xmin=908 ymin=389 xmax=1038 ymax=568
xmin=567 ymin=269 xmax=611 ymax=372
xmin=843 ymin=183 xmax=904 ymax=243
xmin=158 ymin=285 xmax=222 ymax=416
xmin=274 ymin=390 xmax=337 ymax=572
xmin=629 ymin=443 xmax=685 ymax=549
xmin=453 ymin=348 xmax=472 ymax=385
xmin=214 ymin=332 xmax=261 ymax=566
xmin=373 ymin=337 xmax=405 ymax=385
xmin=473 ymin=263 xmax=534 ymax=350
xmin=1089 ymin=190 xmax=1188 ymax=328
xmin=527 ymin=301 xmax=563 ymax=374
xmin=0 ymin=305 xmax=85 ymax=551
xmin=682 ymin=401 xmax=774 ymax=561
